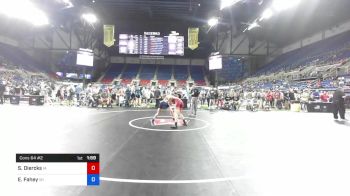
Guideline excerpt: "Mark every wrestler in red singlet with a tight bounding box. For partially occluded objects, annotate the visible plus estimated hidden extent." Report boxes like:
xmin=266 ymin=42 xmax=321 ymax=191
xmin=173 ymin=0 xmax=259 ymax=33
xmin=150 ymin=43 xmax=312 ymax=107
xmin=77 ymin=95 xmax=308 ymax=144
xmin=172 ymin=96 xmax=184 ymax=111
xmin=167 ymin=95 xmax=187 ymax=128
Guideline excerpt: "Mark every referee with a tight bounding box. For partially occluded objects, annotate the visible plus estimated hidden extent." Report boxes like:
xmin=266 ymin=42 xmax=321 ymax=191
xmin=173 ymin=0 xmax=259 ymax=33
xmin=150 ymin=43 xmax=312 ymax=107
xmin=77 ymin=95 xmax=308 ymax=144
xmin=190 ymin=87 xmax=200 ymax=116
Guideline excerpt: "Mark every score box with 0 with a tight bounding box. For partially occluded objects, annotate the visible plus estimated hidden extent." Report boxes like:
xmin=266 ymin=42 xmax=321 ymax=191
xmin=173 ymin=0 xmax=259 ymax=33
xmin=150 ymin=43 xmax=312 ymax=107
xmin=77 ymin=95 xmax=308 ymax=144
xmin=16 ymin=154 xmax=100 ymax=186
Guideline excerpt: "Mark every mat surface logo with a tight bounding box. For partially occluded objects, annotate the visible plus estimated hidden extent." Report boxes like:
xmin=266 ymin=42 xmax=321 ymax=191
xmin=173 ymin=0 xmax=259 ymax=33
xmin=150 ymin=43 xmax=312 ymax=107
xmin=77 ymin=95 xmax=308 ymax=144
xmin=152 ymin=119 xmax=188 ymax=126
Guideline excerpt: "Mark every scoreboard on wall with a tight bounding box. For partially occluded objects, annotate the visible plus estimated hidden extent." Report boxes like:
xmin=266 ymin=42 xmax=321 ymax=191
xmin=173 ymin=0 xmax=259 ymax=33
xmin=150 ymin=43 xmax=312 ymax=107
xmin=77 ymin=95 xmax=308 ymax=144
xmin=16 ymin=154 xmax=100 ymax=186
xmin=119 ymin=32 xmax=184 ymax=56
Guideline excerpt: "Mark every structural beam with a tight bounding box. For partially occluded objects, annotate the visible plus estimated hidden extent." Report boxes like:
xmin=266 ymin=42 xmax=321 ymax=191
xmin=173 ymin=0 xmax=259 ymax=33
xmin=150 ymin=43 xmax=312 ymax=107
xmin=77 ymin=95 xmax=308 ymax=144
xmin=231 ymin=35 xmax=247 ymax=54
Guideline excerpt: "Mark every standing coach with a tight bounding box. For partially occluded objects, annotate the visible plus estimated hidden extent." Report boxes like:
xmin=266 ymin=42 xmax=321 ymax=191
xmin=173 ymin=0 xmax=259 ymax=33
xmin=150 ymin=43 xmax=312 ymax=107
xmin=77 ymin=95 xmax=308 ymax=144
xmin=332 ymin=83 xmax=346 ymax=121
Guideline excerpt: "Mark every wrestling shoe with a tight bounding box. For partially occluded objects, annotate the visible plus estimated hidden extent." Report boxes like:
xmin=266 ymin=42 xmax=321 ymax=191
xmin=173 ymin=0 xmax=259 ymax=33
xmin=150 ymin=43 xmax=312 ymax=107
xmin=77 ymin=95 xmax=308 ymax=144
xmin=171 ymin=122 xmax=178 ymax=129
xmin=183 ymin=119 xmax=187 ymax=126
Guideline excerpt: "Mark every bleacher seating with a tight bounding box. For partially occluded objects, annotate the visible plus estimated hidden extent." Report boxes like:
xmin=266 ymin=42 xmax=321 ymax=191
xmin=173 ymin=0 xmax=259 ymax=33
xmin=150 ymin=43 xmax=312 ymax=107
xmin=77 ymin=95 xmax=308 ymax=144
xmin=158 ymin=80 xmax=168 ymax=86
xmin=195 ymin=80 xmax=206 ymax=86
xmin=101 ymin=77 xmax=113 ymax=84
xmin=121 ymin=64 xmax=140 ymax=79
xmin=139 ymin=80 xmax=151 ymax=86
xmin=0 ymin=43 xmax=44 ymax=72
xmin=100 ymin=64 xmax=211 ymax=86
xmin=218 ymin=58 xmax=245 ymax=82
xmin=121 ymin=79 xmax=132 ymax=85
xmin=177 ymin=80 xmax=187 ymax=87
xmin=101 ymin=64 xmax=124 ymax=84
xmin=190 ymin=66 xmax=206 ymax=85
xmin=255 ymin=31 xmax=350 ymax=77
xmin=139 ymin=65 xmax=156 ymax=80
xmin=157 ymin=65 xmax=173 ymax=80
xmin=173 ymin=66 xmax=189 ymax=80
xmin=320 ymin=79 xmax=333 ymax=88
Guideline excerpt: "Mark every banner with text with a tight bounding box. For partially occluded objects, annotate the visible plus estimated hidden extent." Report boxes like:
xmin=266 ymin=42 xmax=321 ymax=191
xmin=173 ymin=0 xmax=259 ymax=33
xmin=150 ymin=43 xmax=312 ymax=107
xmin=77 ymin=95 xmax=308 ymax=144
xmin=188 ymin=27 xmax=199 ymax=50
xmin=103 ymin=25 xmax=115 ymax=47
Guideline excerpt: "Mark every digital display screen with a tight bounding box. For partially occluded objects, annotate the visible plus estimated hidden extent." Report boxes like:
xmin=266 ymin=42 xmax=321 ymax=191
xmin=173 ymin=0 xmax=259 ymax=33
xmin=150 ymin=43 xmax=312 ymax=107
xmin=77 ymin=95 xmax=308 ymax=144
xmin=209 ymin=55 xmax=222 ymax=70
xmin=55 ymin=72 xmax=63 ymax=77
xmin=76 ymin=50 xmax=94 ymax=67
xmin=66 ymin=73 xmax=78 ymax=79
xmin=79 ymin=74 xmax=92 ymax=79
xmin=119 ymin=34 xmax=184 ymax=56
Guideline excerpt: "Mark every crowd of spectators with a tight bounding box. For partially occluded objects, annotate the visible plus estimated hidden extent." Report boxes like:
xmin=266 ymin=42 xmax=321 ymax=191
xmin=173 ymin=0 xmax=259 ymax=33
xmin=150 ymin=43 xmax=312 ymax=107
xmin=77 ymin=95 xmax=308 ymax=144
xmin=51 ymin=83 xmax=191 ymax=108
xmin=216 ymin=76 xmax=350 ymax=111
xmin=0 ymin=67 xmax=55 ymax=103
xmin=1 ymin=65 xmax=349 ymax=111
xmin=1 ymin=61 xmax=349 ymax=112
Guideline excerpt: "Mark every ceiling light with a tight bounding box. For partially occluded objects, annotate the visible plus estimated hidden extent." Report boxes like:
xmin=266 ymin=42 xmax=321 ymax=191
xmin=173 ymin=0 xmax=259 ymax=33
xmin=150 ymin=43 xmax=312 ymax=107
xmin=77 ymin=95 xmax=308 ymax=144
xmin=208 ymin=18 xmax=219 ymax=27
xmin=248 ymin=21 xmax=260 ymax=31
xmin=259 ymin=8 xmax=274 ymax=21
xmin=82 ymin=13 xmax=97 ymax=24
xmin=220 ymin=0 xmax=243 ymax=10
xmin=0 ymin=0 xmax=49 ymax=26
xmin=272 ymin=0 xmax=301 ymax=12
xmin=62 ymin=0 xmax=74 ymax=8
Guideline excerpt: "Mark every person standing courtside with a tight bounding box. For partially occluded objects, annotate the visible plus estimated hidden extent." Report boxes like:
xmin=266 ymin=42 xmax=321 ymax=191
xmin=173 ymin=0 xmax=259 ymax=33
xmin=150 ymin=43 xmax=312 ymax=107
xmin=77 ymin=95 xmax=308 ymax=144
xmin=154 ymin=87 xmax=161 ymax=108
xmin=190 ymin=87 xmax=200 ymax=116
xmin=0 ymin=81 xmax=5 ymax=104
xmin=332 ymin=83 xmax=347 ymax=121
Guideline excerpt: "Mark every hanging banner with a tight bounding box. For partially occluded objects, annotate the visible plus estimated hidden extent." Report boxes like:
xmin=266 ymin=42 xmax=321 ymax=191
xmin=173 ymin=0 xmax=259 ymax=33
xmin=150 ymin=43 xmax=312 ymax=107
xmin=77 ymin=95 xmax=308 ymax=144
xmin=103 ymin=25 xmax=115 ymax=47
xmin=188 ymin=27 xmax=199 ymax=50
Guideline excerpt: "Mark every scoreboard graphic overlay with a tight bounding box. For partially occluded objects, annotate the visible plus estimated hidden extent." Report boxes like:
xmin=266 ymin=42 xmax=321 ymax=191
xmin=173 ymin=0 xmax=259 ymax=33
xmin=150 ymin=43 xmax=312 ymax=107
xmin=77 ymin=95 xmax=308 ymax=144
xmin=16 ymin=154 xmax=100 ymax=186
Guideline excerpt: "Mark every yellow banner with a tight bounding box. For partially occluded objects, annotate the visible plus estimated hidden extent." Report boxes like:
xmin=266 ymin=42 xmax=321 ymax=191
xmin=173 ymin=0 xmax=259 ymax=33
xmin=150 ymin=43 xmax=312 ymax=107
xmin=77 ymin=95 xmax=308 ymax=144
xmin=188 ymin=27 xmax=199 ymax=50
xmin=103 ymin=25 xmax=115 ymax=47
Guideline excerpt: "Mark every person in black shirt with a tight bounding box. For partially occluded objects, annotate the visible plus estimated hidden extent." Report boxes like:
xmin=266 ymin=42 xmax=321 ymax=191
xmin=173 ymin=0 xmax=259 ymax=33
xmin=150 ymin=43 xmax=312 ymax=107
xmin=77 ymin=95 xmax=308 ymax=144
xmin=332 ymin=86 xmax=346 ymax=120
xmin=289 ymin=90 xmax=296 ymax=102
xmin=206 ymin=91 xmax=210 ymax=107
xmin=0 ymin=81 xmax=5 ymax=104
xmin=190 ymin=87 xmax=200 ymax=116
xmin=209 ymin=88 xmax=216 ymax=109
xmin=154 ymin=88 xmax=161 ymax=99
xmin=154 ymin=87 xmax=161 ymax=108
xmin=125 ymin=87 xmax=131 ymax=107
xmin=214 ymin=88 xmax=219 ymax=105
